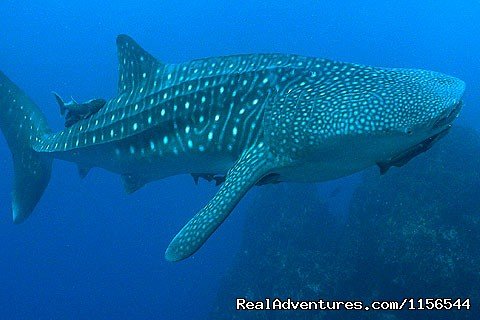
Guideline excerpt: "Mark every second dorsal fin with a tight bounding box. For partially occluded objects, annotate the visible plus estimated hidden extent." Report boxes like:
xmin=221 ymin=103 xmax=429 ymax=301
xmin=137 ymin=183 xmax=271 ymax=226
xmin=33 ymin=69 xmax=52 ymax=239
xmin=116 ymin=34 xmax=165 ymax=94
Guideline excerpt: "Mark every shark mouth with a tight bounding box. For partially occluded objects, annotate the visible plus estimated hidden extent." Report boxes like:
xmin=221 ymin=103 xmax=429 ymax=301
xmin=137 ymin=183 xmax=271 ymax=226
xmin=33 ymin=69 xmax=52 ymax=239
xmin=377 ymin=127 xmax=451 ymax=175
xmin=432 ymin=100 xmax=463 ymax=130
xmin=378 ymin=99 xmax=465 ymax=175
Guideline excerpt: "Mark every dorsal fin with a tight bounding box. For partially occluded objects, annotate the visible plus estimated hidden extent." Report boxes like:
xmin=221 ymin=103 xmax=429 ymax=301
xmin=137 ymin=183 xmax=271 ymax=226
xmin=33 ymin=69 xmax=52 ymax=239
xmin=116 ymin=34 xmax=165 ymax=94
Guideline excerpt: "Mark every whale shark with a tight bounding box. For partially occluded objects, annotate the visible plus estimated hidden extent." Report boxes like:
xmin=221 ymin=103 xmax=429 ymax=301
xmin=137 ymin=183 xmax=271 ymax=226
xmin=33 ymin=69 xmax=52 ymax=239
xmin=0 ymin=35 xmax=465 ymax=261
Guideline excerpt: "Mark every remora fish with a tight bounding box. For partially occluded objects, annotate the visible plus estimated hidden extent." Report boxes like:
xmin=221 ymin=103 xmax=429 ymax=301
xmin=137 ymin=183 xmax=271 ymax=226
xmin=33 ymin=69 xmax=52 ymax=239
xmin=0 ymin=35 xmax=465 ymax=261
xmin=52 ymin=92 xmax=107 ymax=128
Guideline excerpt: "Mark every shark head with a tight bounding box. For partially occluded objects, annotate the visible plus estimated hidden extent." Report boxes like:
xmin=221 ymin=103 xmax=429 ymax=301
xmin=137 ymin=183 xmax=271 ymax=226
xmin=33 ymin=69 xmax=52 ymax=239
xmin=378 ymin=68 xmax=465 ymax=138
xmin=267 ymin=62 xmax=466 ymax=179
xmin=368 ymin=68 xmax=465 ymax=172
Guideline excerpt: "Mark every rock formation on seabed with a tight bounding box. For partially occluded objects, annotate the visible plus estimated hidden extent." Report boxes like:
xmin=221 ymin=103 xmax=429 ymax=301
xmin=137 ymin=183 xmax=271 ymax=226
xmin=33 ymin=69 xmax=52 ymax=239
xmin=210 ymin=126 xmax=480 ymax=320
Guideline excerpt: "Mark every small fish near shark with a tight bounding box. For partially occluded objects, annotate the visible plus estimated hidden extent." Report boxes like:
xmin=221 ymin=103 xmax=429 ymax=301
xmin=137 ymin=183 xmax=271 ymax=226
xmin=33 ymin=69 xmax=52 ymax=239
xmin=53 ymin=92 xmax=107 ymax=127
xmin=0 ymin=35 xmax=465 ymax=262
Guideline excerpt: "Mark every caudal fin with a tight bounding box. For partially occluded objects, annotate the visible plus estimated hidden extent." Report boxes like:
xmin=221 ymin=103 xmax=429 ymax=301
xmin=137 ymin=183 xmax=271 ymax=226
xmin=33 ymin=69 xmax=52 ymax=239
xmin=52 ymin=91 xmax=66 ymax=115
xmin=0 ymin=71 xmax=52 ymax=223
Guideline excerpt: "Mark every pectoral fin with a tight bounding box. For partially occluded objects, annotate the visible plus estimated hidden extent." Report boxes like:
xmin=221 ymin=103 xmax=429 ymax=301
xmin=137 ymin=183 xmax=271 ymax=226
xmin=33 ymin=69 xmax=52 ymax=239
xmin=165 ymin=143 xmax=274 ymax=262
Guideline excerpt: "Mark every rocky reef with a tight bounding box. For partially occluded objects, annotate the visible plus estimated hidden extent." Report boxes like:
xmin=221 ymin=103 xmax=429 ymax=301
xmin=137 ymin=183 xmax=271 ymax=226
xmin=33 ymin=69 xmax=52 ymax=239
xmin=210 ymin=183 xmax=343 ymax=320
xmin=210 ymin=126 xmax=480 ymax=320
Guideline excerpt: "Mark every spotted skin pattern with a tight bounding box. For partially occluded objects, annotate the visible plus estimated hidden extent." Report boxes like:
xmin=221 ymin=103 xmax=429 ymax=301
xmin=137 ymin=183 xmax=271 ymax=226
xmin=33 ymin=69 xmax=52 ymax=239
xmin=0 ymin=72 xmax=52 ymax=223
xmin=0 ymin=35 xmax=465 ymax=261
xmin=265 ymin=67 xmax=465 ymax=160
xmin=165 ymin=142 xmax=274 ymax=261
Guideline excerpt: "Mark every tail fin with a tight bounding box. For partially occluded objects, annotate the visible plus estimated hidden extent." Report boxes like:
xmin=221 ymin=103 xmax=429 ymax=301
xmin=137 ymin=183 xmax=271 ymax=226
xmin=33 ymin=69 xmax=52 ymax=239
xmin=52 ymin=91 xmax=66 ymax=115
xmin=0 ymin=71 xmax=52 ymax=223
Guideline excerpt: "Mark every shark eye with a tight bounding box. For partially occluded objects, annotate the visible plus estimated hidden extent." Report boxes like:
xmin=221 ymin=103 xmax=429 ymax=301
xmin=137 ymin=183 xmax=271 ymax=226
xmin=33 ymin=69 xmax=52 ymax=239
xmin=404 ymin=127 xmax=413 ymax=135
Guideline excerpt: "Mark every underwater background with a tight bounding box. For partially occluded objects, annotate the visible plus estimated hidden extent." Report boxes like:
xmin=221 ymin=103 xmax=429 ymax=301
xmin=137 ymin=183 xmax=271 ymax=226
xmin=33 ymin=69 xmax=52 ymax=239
xmin=0 ymin=1 xmax=479 ymax=319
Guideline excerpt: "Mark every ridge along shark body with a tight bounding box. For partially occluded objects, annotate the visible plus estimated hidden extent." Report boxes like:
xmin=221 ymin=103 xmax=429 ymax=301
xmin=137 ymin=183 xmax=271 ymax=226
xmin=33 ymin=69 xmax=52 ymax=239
xmin=0 ymin=35 xmax=465 ymax=262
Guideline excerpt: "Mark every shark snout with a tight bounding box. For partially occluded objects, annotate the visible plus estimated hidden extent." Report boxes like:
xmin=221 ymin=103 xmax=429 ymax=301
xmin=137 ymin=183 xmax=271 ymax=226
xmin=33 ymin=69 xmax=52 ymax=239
xmin=430 ymin=77 xmax=465 ymax=130
xmin=432 ymin=100 xmax=463 ymax=130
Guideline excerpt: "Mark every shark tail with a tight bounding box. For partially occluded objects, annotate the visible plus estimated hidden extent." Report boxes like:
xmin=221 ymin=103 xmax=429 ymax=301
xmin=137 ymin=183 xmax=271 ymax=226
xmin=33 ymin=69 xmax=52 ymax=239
xmin=0 ymin=71 xmax=52 ymax=223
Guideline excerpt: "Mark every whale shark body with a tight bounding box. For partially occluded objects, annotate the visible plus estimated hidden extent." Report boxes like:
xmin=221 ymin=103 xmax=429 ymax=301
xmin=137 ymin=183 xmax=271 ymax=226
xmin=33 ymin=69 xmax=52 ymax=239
xmin=0 ymin=35 xmax=465 ymax=261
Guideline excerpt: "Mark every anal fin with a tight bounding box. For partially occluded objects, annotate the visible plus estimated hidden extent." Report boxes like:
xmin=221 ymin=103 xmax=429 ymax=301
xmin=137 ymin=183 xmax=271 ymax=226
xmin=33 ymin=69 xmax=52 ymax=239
xmin=165 ymin=143 xmax=275 ymax=262
xmin=121 ymin=174 xmax=147 ymax=194
xmin=78 ymin=165 xmax=91 ymax=179
xmin=376 ymin=162 xmax=391 ymax=175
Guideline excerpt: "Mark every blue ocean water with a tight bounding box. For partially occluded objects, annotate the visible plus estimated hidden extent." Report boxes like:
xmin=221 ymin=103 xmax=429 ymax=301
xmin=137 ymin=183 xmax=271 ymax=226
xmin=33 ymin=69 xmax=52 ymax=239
xmin=0 ymin=1 xmax=478 ymax=319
